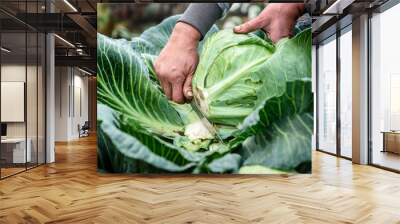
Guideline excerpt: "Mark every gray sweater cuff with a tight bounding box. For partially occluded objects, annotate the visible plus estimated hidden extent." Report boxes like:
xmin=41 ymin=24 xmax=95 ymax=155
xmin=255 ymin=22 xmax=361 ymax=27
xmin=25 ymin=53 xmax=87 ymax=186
xmin=178 ymin=3 xmax=223 ymax=39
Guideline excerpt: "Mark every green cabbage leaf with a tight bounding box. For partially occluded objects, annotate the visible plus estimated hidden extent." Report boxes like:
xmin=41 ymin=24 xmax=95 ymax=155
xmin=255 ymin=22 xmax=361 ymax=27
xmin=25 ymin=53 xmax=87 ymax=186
xmin=97 ymin=15 xmax=312 ymax=174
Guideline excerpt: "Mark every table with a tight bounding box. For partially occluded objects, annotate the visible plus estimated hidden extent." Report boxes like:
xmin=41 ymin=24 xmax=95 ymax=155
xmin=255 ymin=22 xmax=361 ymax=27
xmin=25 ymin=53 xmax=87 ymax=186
xmin=1 ymin=138 xmax=31 ymax=163
xmin=381 ymin=131 xmax=400 ymax=154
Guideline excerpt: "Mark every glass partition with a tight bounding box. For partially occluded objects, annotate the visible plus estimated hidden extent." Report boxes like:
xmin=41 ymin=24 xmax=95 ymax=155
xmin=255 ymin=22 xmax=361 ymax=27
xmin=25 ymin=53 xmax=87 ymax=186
xmin=27 ymin=31 xmax=38 ymax=169
xmin=1 ymin=29 xmax=28 ymax=178
xmin=370 ymin=3 xmax=400 ymax=171
xmin=38 ymin=32 xmax=45 ymax=165
xmin=0 ymin=1 xmax=46 ymax=179
xmin=339 ymin=26 xmax=352 ymax=158
xmin=317 ymin=35 xmax=337 ymax=154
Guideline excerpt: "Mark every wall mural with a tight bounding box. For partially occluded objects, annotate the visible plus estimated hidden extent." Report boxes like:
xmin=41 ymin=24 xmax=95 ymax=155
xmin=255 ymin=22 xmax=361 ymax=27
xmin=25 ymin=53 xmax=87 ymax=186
xmin=97 ymin=3 xmax=313 ymax=174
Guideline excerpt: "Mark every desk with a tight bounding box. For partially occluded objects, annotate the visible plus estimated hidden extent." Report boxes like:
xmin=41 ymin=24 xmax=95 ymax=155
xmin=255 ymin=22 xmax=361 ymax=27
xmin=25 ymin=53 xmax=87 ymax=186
xmin=381 ymin=131 xmax=400 ymax=154
xmin=1 ymin=138 xmax=31 ymax=163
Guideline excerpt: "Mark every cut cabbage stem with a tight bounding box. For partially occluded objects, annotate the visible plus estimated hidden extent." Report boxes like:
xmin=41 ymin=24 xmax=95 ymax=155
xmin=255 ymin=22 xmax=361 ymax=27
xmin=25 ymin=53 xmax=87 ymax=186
xmin=193 ymin=88 xmax=209 ymax=114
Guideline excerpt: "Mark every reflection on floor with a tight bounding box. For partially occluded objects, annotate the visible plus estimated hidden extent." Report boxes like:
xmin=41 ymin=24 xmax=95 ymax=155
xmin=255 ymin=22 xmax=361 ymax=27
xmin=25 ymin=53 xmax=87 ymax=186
xmin=0 ymin=167 xmax=25 ymax=177
xmin=373 ymin=150 xmax=400 ymax=171
xmin=0 ymin=163 xmax=42 ymax=178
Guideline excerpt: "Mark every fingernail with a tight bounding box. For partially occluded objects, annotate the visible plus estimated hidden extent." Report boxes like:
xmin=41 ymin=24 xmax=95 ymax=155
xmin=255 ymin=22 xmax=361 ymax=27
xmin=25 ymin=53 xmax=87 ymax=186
xmin=187 ymin=90 xmax=193 ymax=97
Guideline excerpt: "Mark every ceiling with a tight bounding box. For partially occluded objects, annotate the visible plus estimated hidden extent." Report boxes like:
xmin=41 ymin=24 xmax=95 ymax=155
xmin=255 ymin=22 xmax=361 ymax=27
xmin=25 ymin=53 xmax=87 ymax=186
xmin=0 ymin=0 xmax=98 ymax=74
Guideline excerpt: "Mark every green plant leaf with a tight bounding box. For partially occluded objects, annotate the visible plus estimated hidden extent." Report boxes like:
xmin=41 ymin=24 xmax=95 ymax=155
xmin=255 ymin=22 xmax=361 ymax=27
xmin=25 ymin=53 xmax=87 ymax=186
xmin=97 ymin=13 xmax=312 ymax=174
xmin=98 ymin=104 xmax=232 ymax=173
xmin=229 ymin=80 xmax=313 ymax=148
xmin=238 ymin=112 xmax=313 ymax=172
xmin=98 ymin=104 xmax=197 ymax=172
xmin=98 ymin=121 xmax=149 ymax=173
xmin=97 ymin=33 xmax=184 ymax=137
xmin=193 ymin=28 xmax=311 ymax=129
xmin=97 ymin=15 xmax=224 ymax=173
xmin=206 ymin=153 xmax=241 ymax=173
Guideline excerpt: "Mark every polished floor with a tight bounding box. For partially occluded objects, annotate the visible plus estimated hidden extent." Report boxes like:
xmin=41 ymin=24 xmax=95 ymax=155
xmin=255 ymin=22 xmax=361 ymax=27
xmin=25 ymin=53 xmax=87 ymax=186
xmin=0 ymin=135 xmax=400 ymax=223
xmin=372 ymin=150 xmax=400 ymax=171
xmin=0 ymin=167 xmax=25 ymax=178
xmin=1 ymin=163 xmax=43 ymax=178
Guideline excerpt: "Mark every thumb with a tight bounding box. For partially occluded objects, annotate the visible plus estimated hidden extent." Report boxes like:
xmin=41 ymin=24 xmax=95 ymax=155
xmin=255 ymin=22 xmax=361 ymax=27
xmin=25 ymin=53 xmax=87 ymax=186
xmin=183 ymin=73 xmax=194 ymax=101
xmin=234 ymin=17 xmax=263 ymax=34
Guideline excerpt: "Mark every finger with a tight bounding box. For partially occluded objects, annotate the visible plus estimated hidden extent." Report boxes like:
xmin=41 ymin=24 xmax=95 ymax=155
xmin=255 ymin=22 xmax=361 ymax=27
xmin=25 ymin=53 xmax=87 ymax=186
xmin=234 ymin=18 xmax=263 ymax=34
xmin=161 ymin=79 xmax=172 ymax=100
xmin=171 ymin=78 xmax=185 ymax=104
xmin=183 ymin=74 xmax=193 ymax=101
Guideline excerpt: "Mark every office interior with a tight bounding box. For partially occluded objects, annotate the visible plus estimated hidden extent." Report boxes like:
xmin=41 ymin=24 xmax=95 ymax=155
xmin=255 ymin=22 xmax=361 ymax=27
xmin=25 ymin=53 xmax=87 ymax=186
xmin=0 ymin=0 xmax=96 ymax=179
xmin=313 ymin=0 xmax=400 ymax=172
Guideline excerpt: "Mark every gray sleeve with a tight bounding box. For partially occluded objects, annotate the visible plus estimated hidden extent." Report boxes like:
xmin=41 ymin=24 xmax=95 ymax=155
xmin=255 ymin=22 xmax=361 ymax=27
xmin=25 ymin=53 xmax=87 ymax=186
xmin=178 ymin=3 xmax=230 ymax=39
xmin=304 ymin=0 xmax=315 ymax=14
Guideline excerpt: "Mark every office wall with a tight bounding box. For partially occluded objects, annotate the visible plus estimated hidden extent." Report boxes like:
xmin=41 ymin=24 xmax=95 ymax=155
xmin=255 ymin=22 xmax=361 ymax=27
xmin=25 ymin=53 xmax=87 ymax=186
xmin=72 ymin=73 xmax=89 ymax=138
xmin=54 ymin=67 xmax=89 ymax=141
xmin=55 ymin=66 xmax=70 ymax=141
xmin=1 ymin=64 xmax=40 ymax=139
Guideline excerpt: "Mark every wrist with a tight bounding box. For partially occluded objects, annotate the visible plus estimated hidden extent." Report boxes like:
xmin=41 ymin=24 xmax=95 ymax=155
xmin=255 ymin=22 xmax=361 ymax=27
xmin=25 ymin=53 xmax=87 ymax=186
xmin=171 ymin=22 xmax=201 ymax=47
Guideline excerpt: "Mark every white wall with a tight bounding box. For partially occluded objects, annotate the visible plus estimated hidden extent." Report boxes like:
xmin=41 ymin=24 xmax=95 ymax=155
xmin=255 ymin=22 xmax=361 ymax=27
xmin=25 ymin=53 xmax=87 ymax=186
xmin=1 ymin=65 xmax=37 ymax=138
xmin=55 ymin=66 xmax=70 ymax=141
xmin=54 ymin=67 xmax=89 ymax=141
xmin=1 ymin=65 xmax=26 ymax=141
xmin=1 ymin=63 xmax=46 ymax=164
xmin=72 ymin=73 xmax=89 ymax=138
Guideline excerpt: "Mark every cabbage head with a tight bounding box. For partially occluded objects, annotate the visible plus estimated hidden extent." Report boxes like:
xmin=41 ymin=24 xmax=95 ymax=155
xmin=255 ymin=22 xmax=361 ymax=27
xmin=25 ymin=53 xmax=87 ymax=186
xmin=97 ymin=15 xmax=313 ymax=174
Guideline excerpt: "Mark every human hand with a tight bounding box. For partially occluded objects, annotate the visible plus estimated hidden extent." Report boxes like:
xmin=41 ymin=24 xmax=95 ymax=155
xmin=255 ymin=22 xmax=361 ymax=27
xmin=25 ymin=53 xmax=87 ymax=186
xmin=234 ymin=3 xmax=305 ymax=43
xmin=154 ymin=22 xmax=201 ymax=103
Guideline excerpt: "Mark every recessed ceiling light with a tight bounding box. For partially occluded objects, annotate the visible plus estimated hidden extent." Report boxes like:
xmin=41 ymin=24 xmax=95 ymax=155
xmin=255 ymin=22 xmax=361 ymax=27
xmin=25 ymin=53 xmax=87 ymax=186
xmin=78 ymin=67 xmax=92 ymax=76
xmin=63 ymin=0 xmax=78 ymax=12
xmin=323 ymin=0 xmax=354 ymax=15
xmin=1 ymin=47 xmax=11 ymax=53
xmin=54 ymin=34 xmax=75 ymax=48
